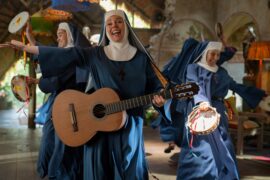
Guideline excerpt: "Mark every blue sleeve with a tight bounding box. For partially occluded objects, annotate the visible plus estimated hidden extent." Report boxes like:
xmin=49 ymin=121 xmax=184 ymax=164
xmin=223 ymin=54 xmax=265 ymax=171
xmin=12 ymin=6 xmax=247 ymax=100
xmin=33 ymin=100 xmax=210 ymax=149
xmin=38 ymin=77 xmax=60 ymax=93
xmin=217 ymin=46 xmax=237 ymax=66
xmin=186 ymin=64 xmax=209 ymax=104
xmin=38 ymin=66 xmax=77 ymax=93
xmin=38 ymin=46 xmax=94 ymax=78
xmin=229 ymin=76 xmax=266 ymax=108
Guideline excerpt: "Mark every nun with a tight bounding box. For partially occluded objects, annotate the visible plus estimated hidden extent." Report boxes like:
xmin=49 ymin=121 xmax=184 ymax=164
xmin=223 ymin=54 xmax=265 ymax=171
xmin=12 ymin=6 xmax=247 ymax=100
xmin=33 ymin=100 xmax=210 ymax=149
xmin=9 ymin=10 xmax=167 ymax=180
xmin=152 ymin=38 xmax=237 ymax=149
xmin=177 ymin=41 xmax=266 ymax=179
xmin=27 ymin=22 xmax=92 ymax=179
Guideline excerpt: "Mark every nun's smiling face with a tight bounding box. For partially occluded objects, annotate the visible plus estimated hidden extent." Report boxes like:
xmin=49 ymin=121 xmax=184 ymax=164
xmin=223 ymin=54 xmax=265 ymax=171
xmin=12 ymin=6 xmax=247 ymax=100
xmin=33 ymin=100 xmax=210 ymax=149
xmin=106 ymin=15 xmax=125 ymax=42
xmin=57 ymin=29 xmax=68 ymax=48
xmin=206 ymin=49 xmax=220 ymax=67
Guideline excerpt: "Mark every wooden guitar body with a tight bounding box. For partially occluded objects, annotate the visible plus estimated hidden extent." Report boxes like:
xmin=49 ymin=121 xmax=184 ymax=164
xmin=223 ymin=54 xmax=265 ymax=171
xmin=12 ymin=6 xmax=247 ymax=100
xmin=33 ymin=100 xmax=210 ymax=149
xmin=52 ymin=82 xmax=199 ymax=147
xmin=52 ymin=88 xmax=126 ymax=147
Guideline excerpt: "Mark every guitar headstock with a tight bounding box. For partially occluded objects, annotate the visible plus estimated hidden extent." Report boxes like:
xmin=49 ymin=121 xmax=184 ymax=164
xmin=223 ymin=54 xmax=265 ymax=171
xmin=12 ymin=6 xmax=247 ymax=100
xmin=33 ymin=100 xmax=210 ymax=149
xmin=171 ymin=82 xmax=199 ymax=99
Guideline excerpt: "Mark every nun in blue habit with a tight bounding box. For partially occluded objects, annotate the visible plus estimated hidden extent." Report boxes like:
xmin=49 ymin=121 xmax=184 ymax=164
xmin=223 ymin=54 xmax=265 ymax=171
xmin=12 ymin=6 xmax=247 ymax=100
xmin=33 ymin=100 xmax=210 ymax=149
xmin=11 ymin=10 xmax=169 ymax=180
xmin=153 ymin=38 xmax=237 ymax=147
xmin=175 ymin=41 xmax=266 ymax=179
xmin=35 ymin=22 xmax=91 ymax=180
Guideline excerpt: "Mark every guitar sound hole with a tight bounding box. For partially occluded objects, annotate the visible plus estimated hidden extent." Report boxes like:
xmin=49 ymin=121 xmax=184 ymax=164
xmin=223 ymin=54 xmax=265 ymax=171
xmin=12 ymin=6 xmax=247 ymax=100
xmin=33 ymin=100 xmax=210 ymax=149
xmin=93 ymin=104 xmax=106 ymax=118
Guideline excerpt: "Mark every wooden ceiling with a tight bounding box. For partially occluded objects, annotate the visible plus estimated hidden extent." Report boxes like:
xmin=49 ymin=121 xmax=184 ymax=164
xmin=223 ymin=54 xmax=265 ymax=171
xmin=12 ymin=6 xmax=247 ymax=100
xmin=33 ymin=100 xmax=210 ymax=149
xmin=119 ymin=0 xmax=165 ymax=24
xmin=0 ymin=0 xmax=165 ymax=79
xmin=0 ymin=0 xmax=51 ymax=42
xmin=0 ymin=0 xmax=165 ymax=43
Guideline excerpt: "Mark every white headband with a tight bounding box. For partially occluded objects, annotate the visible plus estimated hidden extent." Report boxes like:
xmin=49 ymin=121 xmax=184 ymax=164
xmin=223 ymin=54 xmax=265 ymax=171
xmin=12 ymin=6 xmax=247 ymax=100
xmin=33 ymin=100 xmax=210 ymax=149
xmin=105 ymin=10 xmax=126 ymax=22
xmin=206 ymin=41 xmax=222 ymax=51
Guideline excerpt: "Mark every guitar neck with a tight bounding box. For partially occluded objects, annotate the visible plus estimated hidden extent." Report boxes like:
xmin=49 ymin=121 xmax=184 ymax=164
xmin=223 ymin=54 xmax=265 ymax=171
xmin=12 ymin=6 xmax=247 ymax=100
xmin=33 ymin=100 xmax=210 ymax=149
xmin=105 ymin=90 xmax=172 ymax=114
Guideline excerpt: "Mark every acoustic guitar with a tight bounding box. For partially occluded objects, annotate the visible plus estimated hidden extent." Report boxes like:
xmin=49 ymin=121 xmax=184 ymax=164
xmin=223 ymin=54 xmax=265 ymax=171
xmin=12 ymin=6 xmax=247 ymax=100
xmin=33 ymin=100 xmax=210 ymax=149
xmin=52 ymin=82 xmax=199 ymax=147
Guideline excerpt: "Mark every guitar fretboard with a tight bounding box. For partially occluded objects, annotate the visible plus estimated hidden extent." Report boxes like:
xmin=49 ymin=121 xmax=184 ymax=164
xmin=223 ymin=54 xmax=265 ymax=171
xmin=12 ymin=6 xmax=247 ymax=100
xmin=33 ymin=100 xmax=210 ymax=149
xmin=105 ymin=90 xmax=171 ymax=114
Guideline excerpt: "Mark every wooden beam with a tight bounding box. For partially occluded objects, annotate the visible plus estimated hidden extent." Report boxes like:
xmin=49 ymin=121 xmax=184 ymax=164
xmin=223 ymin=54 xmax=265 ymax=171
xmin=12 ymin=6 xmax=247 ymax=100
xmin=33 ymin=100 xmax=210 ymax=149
xmin=0 ymin=23 xmax=8 ymax=29
xmin=149 ymin=0 xmax=164 ymax=9
xmin=28 ymin=55 xmax=36 ymax=129
xmin=75 ymin=12 xmax=96 ymax=25
xmin=0 ymin=16 xmax=10 ymax=24
xmin=8 ymin=0 xmax=20 ymax=13
xmin=0 ymin=31 xmax=9 ymax=43
xmin=125 ymin=0 xmax=150 ymax=20
xmin=6 ymin=1 xmax=18 ymax=12
xmin=0 ymin=10 xmax=15 ymax=19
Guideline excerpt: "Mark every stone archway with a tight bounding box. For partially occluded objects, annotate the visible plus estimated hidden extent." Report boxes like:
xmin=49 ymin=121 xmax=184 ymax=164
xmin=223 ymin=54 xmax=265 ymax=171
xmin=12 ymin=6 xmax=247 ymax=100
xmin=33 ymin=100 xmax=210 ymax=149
xmin=223 ymin=12 xmax=259 ymax=50
xmin=149 ymin=18 xmax=214 ymax=68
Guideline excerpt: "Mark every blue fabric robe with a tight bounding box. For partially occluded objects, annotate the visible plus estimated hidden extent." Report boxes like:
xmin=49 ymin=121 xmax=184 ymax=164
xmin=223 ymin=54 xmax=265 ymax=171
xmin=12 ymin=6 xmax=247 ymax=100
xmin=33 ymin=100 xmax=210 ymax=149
xmin=177 ymin=63 xmax=265 ymax=180
xmin=37 ymin=45 xmax=163 ymax=180
xmin=154 ymin=38 xmax=237 ymax=146
xmin=35 ymin=23 xmax=91 ymax=180
xmin=36 ymin=67 xmax=84 ymax=180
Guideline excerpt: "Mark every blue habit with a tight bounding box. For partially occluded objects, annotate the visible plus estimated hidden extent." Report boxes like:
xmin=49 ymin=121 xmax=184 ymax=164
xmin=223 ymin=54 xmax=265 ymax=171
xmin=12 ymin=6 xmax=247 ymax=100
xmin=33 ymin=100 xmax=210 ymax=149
xmin=36 ymin=66 xmax=84 ymax=180
xmin=177 ymin=64 xmax=265 ymax=180
xmin=35 ymin=23 xmax=91 ymax=180
xmin=37 ymin=46 xmax=163 ymax=180
xmin=154 ymin=38 xmax=237 ymax=146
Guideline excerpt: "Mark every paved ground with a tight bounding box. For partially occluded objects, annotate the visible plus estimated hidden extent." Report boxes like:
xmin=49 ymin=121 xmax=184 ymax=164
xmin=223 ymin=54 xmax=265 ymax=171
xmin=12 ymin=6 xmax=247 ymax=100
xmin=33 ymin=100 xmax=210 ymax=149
xmin=0 ymin=109 xmax=269 ymax=180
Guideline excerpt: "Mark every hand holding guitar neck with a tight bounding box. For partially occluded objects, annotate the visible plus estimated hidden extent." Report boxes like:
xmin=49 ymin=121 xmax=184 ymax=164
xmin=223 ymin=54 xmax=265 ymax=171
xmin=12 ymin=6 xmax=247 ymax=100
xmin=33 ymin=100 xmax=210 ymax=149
xmin=152 ymin=93 xmax=166 ymax=107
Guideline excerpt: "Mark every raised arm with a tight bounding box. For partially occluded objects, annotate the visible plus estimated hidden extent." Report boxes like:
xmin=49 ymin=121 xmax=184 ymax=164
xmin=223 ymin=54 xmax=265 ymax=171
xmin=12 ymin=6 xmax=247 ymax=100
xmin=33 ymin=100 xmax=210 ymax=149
xmin=10 ymin=40 xmax=39 ymax=54
xmin=217 ymin=35 xmax=237 ymax=66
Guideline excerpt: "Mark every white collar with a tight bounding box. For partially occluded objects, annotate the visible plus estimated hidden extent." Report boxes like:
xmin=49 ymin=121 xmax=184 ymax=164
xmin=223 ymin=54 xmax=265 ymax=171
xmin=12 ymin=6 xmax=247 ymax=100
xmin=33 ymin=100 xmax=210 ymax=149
xmin=103 ymin=10 xmax=137 ymax=61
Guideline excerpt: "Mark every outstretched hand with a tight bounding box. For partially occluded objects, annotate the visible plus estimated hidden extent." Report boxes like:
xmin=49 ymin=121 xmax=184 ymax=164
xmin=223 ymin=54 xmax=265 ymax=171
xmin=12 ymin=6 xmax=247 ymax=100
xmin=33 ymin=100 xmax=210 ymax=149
xmin=0 ymin=40 xmax=25 ymax=50
xmin=11 ymin=40 xmax=25 ymax=50
xmin=0 ymin=40 xmax=38 ymax=55
xmin=0 ymin=42 xmax=12 ymax=48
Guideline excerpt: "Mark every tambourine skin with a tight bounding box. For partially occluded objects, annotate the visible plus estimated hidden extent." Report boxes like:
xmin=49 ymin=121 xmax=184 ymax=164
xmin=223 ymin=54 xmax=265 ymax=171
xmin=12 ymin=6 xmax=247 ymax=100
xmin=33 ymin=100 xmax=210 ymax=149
xmin=187 ymin=106 xmax=220 ymax=135
xmin=11 ymin=75 xmax=32 ymax=102
xmin=8 ymin=11 xmax=29 ymax=34
xmin=259 ymin=96 xmax=270 ymax=112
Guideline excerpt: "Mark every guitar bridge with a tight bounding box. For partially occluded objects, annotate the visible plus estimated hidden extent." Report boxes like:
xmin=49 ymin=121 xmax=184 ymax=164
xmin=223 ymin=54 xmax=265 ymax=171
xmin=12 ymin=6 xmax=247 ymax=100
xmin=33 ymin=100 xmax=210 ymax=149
xmin=69 ymin=103 xmax=78 ymax=132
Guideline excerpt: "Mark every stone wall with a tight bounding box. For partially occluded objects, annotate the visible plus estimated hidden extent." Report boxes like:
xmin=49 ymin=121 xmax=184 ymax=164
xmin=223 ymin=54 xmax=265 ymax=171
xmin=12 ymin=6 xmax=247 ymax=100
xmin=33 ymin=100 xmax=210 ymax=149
xmin=149 ymin=0 xmax=270 ymax=74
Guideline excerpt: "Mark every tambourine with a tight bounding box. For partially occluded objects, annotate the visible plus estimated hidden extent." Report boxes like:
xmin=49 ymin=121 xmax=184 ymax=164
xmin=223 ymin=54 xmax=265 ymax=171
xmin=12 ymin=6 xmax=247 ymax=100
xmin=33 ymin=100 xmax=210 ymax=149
xmin=8 ymin=11 xmax=29 ymax=34
xmin=11 ymin=75 xmax=32 ymax=102
xmin=187 ymin=106 xmax=220 ymax=135
xmin=259 ymin=96 xmax=270 ymax=112
xmin=215 ymin=22 xmax=223 ymax=39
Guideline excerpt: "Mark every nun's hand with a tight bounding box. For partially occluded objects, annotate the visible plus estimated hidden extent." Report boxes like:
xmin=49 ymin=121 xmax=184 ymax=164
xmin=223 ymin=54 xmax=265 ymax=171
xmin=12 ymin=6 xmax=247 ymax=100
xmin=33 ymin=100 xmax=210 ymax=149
xmin=198 ymin=101 xmax=211 ymax=111
xmin=26 ymin=77 xmax=39 ymax=85
xmin=0 ymin=40 xmax=25 ymax=50
xmin=152 ymin=95 xmax=165 ymax=108
xmin=0 ymin=41 xmax=24 ymax=50
xmin=0 ymin=42 xmax=12 ymax=49
xmin=0 ymin=40 xmax=39 ymax=55
xmin=11 ymin=40 xmax=25 ymax=50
